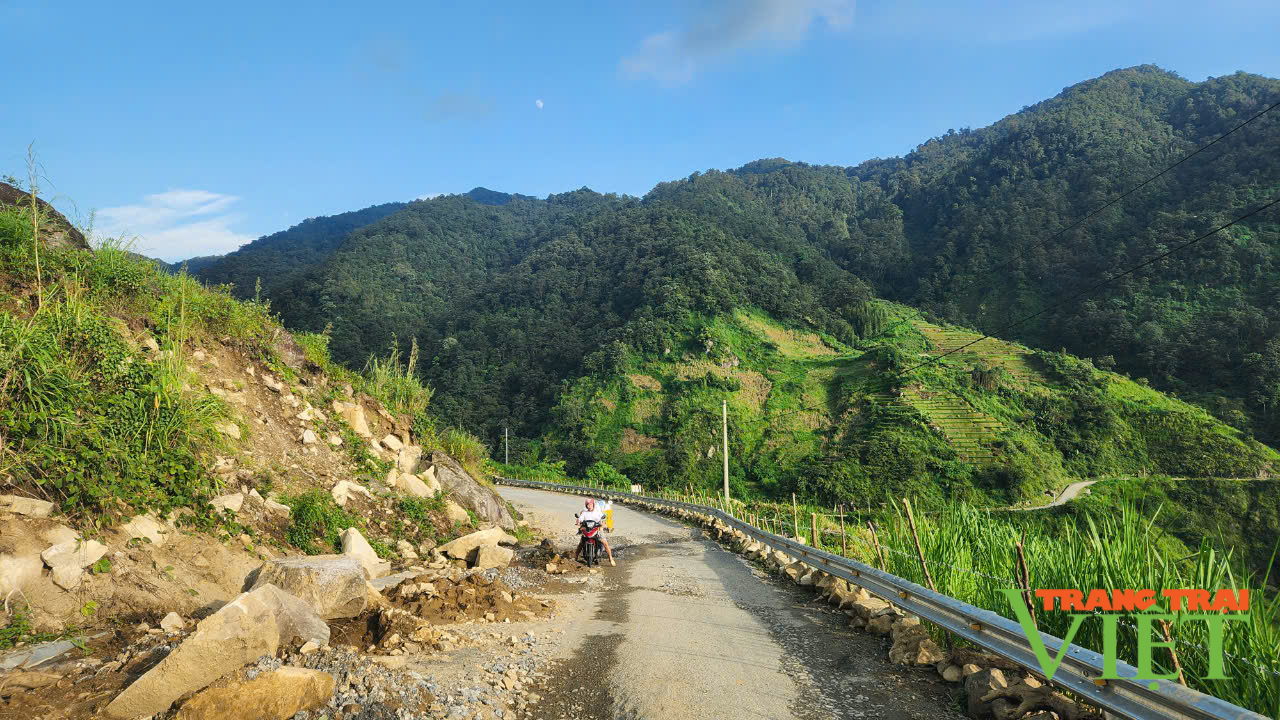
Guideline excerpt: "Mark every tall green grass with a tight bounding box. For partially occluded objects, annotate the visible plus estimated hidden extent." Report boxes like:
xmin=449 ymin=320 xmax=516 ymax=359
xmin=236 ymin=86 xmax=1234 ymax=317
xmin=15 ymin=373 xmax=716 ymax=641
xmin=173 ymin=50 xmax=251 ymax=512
xmin=0 ymin=204 xmax=275 ymax=519
xmin=843 ymin=503 xmax=1280 ymax=717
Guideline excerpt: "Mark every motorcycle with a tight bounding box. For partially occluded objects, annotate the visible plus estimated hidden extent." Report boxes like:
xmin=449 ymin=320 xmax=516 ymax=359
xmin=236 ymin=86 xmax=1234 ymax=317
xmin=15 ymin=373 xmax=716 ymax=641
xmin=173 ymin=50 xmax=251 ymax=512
xmin=576 ymin=514 xmax=604 ymax=567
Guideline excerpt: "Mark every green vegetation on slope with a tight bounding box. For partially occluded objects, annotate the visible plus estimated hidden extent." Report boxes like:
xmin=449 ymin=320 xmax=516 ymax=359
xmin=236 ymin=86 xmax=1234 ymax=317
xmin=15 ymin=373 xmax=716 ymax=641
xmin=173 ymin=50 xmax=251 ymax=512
xmin=547 ymin=305 xmax=1275 ymax=513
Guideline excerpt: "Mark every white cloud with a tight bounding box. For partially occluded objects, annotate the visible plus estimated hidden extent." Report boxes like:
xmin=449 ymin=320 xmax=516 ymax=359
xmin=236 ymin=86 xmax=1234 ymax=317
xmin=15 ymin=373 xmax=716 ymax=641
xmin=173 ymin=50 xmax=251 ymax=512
xmin=621 ymin=0 xmax=853 ymax=86
xmin=535 ymin=98 xmax=544 ymax=110
xmin=416 ymin=192 xmax=443 ymax=200
xmin=95 ymin=189 xmax=253 ymax=261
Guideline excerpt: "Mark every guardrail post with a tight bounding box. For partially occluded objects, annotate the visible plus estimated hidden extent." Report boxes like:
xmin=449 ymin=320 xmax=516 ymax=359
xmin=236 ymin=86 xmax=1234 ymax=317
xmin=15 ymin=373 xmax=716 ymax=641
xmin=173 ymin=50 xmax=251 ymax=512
xmin=839 ymin=505 xmax=848 ymax=557
xmin=810 ymin=513 xmax=818 ymax=550
xmin=791 ymin=493 xmax=799 ymax=540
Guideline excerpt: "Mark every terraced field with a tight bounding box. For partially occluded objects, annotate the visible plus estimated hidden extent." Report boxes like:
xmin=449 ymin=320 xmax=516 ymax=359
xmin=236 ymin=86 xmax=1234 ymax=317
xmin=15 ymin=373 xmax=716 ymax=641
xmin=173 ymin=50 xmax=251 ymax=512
xmin=868 ymin=385 xmax=1006 ymax=463
xmin=915 ymin=321 xmax=1042 ymax=385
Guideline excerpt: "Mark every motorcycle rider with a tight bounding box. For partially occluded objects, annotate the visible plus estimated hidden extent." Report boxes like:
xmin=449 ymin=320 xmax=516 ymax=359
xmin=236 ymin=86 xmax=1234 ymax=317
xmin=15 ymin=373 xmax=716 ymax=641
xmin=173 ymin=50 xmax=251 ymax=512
xmin=573 ymin=498 xmax=615 ymax=566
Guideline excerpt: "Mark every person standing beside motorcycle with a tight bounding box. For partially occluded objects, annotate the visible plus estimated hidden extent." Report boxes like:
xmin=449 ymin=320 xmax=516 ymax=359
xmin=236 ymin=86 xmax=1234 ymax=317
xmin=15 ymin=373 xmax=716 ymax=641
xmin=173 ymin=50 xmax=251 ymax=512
xmin=573 ymin=498 xmax=615 ymax=566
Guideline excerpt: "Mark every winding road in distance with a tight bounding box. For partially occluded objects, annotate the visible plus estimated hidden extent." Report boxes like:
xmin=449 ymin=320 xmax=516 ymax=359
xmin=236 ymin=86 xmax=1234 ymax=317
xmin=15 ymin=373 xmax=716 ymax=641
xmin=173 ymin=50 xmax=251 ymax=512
xmin=500 ymin=487 xmax=966 ymax=720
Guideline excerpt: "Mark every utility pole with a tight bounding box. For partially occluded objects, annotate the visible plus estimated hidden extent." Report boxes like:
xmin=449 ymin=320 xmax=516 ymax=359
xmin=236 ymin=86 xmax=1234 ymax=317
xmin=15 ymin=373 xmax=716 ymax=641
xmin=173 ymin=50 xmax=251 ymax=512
xmin=722 ymin=399 xmax=730 ymax=503
xmin=504 ymin=426 xmax=509 ymax=465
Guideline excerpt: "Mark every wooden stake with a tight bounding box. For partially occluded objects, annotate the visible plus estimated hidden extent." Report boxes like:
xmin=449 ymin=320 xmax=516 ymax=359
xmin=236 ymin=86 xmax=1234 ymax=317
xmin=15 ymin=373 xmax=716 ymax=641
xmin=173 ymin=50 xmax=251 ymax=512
xmin=902 ymin=498 xmax=936 ymax=591
xmin=810 ymin=513 xmax=818 ymax=549
xmin=1160 ymin=620 xmax=1188 ymax=687
xmin=1015 ymin=531 xmax=1037 ymax=629
xmin=867 ymin=521 xmax=886 ymax=570
xmin=839 ymin=505 xmax=847 ymax=557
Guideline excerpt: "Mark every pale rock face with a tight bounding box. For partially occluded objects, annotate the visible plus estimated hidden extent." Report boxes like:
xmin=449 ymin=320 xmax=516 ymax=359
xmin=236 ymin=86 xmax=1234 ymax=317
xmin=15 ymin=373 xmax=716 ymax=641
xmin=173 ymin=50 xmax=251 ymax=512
xmin=174 ymin=666 xmax=335 ymax=720
xmin=41 ymin=539 xmax=107 ymax=570
xmin=443 ymin=499 xmax=471 ymax=527
xmin=329 ymin=480 xmax=372 ymax=508
xmin=396 ymin=445 xmax=423 ymax=474
xmin=331 ymin=401 xmax=372 ymax=438
xmin=395 ymin=472 xmax=431 ymax=499
xmin=0 ymin=495 xmax=55 ymax=518
xmin=210 ymin=493 xmax=245 ymax=514
xmin=436 ymin=527 xmax=519 ymax=560
xmin=339 ymin=527 xmax=391 ymax=579
xmin=122 ymin=515 xmax=168 ymax=546
xmin=249 ymin=555 xmax=369 ymax=619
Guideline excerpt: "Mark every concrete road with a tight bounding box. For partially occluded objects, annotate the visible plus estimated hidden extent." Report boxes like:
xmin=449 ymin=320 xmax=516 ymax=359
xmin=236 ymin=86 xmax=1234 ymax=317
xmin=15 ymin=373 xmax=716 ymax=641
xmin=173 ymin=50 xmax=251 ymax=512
xmin=500 ymin=487 xmax=966 ymax=720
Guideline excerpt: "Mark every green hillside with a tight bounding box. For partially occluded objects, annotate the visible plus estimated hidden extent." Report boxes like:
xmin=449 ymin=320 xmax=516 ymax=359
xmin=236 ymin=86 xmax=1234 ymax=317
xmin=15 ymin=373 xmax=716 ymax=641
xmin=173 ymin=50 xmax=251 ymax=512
xmin=547 ymin=304 xmax=1276 ymax=509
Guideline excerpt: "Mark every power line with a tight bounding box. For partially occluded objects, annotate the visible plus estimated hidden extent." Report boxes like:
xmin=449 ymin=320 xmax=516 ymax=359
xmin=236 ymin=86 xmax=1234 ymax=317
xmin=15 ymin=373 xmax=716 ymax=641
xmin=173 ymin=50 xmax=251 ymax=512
xmin=897 ymin=195 xmax=1280 ymax=377
xmin=850 ymin=95 xmax=1280 ymax=351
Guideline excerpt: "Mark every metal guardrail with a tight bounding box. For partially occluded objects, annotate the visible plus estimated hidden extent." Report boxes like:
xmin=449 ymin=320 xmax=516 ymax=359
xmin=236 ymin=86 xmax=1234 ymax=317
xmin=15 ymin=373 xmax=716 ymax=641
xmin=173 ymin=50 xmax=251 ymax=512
xmin=495 ymin=477 xmax=1267 ymax=720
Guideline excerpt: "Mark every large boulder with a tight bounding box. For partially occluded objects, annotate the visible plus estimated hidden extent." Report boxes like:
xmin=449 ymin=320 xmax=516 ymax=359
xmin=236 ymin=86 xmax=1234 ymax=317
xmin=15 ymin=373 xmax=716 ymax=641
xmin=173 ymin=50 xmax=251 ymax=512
xmin=0 ymin=181 xmax=90 ymax=251
xmin=340 ymin=527 xmax=390 ymax=579
xmin=473 ymin=545 xmax=514 ymax=570
xmin=104 ymin=585 xmax=328 ymax=719
xmin=175 ymin=666 xmax=334 ymax=720
xmin=429 ymin=451 xmax=514 ymax=528
xmin=437 ymin=527 xmax=519 ymax=561
xmin=249 ymin=555 xmax=368 ymax=619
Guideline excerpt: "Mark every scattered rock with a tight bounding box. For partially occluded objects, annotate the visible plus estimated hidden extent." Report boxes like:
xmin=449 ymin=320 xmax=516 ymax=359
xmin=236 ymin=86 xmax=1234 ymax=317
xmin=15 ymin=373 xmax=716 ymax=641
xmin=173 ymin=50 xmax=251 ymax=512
xmin=263 ymin=499 xmax=291 ymax=517
xmin=104 ymin=585 xmax=328 ymax=719
xmin=41 ymin=539 xmax=107 ymax=570
xmin=215 ymin=421 xmax=242 ymax=440
xmin=175 ymin=666 xmax=334 ymax=720
xmin=209 ymin=494 xmax=244 ymax=515
xmin=160 ymin=612 xmax=185 ymax=632
xmin=121 ymin=514 xmax=168 ymax=546
xmin=330 ymin=480 xmax=373 ymax=508
xmin=340 ymin=527 xmax=391 ymax=579
xmin=51 ymin=565 xmax=84 ymax=590
xmin=300 ymin=429 xmax=317 ymax=445
xmin=396 ymin=540 xmax=419 ymax=560
xmin=0 ymin=494 xmax=55 ymax=518
xmin=962 ymin=662 xmax=982 ymax=677
xmin=381 ymin=434 xmax=404 ymax=452
xmin=327 ymin=433 xmax=343 ymax=446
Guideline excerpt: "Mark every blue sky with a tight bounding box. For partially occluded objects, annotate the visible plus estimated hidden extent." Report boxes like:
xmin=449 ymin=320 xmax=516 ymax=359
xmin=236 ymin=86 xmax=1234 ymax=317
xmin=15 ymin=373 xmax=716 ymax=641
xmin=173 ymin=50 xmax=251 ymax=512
xmin=2 ymin=1 xmax=1278 ymax=261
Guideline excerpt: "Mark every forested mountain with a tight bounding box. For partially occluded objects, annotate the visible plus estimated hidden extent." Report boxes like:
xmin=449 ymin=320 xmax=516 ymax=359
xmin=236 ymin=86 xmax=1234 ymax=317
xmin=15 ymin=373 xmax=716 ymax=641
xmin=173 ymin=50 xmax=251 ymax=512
xmin=242 ymin=65 xmax=1278 ymax=479
xmin=192 ymin=201 xmax=407 ymax=299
